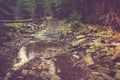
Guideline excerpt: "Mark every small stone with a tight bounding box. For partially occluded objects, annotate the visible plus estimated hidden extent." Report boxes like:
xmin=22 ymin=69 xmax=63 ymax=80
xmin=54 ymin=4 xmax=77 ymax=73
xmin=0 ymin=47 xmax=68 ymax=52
xmin=37 ymin=65 xmax=42 ymax=69
xmin=89 ymin=45 xmax=95 ymax=49
xmin=114 ymin=70 xmax=120 ymax=79
xmin=97 ymin=67 xmax=110 ymax=74
xmin=32 ymin=66 xmax=36 ymax=70
xmin=76 ymin=35 xmax=85 ymax=39
xmin=29 ymin=70 xmax=35 ymax=75
xmin=71 ymin=38 xmax=86 ymax=47
xmin=21 ymin=70 xmax=28 ymax=75
xmin=72 ymin=54 xmax=79 ymax=59
xmin=68 ymin=30 xmax=73 ymax=34
xmin=17 ymin=76 xmax=24 ymax=79
xmin=73 ymin=51 xmax=78 ymax=54
xmin=88 ymin=26 xmax=97 ymax=31
xmin=115 ymin=62 xmax=120 ymax=69
xmin=92 ymin=71 xmax=100 ymax=75
xmin=116 ymin=62 xmax=120 ymax=66
xmin=93 ymin=40 xmax=103 ymax=47
xmin=57 ymin=68 xmax=61 ymax=73
xmin=84 ymin=54 xmax=94 ymax=66
xmin=86 ymin=48 xmax=95 ymax=53
xmin=88 ymin=42 xmax=94 ymax=45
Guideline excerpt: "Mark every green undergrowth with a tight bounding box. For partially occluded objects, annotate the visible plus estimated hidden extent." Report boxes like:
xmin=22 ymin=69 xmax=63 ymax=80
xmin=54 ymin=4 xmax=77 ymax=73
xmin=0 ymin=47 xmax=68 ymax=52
xmin=0 ymin=23 xmax=24 ymax=38
xmin=3 ymin=23 xmax=24 ymax=28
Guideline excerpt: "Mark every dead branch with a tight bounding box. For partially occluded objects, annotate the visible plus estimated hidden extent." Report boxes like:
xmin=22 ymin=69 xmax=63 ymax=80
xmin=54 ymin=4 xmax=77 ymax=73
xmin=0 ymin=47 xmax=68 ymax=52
xmin=0 ymin=19 xmax=43 ymax=23
xmin=104 ymin=9 xmax=120 ymax=29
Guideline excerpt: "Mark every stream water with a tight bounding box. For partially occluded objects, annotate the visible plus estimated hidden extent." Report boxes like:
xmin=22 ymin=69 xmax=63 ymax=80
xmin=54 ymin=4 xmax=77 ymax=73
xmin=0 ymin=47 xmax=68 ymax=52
xmin=4 ymin=19 xmax=71 ymax=80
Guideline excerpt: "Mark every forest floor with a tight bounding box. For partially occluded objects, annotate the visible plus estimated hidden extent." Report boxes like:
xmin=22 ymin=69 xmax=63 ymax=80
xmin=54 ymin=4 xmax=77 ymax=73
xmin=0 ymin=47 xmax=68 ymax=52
xmin=0 ymin=18 xmax=120 ymax=80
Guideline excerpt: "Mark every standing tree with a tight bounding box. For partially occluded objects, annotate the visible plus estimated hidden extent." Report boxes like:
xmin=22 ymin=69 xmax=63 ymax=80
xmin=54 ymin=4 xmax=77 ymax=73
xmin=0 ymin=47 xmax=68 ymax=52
xmin=0 ymin=0 xmax=17 ymax=20
xmin=34 ymin=0 xmax=44 ymax=19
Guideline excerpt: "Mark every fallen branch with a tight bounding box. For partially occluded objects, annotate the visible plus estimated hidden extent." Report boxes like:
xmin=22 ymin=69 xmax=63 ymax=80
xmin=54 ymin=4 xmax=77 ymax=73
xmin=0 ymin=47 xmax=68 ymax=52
xmin=0 ymin=19 xmax=43 ymax=23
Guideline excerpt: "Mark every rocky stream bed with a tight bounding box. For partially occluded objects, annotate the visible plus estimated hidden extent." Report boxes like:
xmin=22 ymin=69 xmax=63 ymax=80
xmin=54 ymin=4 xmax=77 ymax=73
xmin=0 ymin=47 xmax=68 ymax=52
xmin=0 ymin=18 xmax=120 ymax=80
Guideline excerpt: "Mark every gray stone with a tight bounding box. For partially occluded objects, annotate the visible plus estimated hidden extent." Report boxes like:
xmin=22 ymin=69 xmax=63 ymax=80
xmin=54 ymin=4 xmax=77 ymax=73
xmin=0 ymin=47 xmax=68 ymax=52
xmin=21 ymin=70 xmax=28 ymax=75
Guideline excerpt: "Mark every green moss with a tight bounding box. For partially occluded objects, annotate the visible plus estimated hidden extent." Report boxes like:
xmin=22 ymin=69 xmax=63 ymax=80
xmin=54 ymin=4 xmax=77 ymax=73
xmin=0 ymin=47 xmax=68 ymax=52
xmin=3 ymin=23 xmax=23 ymax=28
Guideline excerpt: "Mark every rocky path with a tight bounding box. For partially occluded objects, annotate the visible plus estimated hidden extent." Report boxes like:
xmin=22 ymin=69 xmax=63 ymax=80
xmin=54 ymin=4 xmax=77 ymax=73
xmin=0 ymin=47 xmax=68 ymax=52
xmin=3 ymin=18 xmax=73 ymax=80
xmin=1 ymin=18 xmax=120 ymax=80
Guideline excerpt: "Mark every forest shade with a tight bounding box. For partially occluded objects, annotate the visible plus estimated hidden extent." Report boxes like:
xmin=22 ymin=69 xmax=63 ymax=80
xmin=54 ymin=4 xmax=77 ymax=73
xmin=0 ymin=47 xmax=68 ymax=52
xmin=0 ymin=0 xmax=120 ymax=25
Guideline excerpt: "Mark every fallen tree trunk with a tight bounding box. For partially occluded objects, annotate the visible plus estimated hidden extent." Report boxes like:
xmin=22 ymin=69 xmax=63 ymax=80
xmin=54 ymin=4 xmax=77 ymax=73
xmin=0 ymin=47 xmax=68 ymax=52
xmin=0 ymin=19 xmax=43 ymax=23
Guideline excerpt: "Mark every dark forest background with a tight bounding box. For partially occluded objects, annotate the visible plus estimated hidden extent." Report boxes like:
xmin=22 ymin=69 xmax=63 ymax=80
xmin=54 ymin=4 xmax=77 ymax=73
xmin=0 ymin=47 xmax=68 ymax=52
xmin=0 ymin=0 xmax=120 ymax=28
